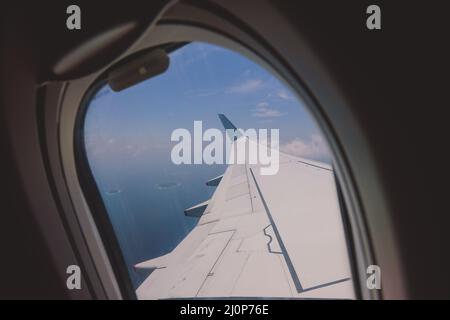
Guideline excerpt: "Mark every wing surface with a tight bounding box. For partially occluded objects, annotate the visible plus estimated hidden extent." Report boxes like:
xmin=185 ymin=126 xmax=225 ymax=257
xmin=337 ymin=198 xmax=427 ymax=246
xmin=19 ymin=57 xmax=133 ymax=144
xmin=135 ymin=115 xmax=355 ymax=299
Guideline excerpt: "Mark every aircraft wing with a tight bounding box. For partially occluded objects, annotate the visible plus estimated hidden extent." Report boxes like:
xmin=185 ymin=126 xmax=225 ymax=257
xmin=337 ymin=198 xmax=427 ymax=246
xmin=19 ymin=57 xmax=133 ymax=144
xmin=135 ymin=115 xmax=355 ymax=299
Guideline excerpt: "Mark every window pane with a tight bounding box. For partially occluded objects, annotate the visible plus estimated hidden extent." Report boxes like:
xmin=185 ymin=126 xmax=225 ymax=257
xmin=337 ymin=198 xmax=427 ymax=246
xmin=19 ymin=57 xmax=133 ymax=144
xmin=83 ymin=42 xmax=355 ymax=299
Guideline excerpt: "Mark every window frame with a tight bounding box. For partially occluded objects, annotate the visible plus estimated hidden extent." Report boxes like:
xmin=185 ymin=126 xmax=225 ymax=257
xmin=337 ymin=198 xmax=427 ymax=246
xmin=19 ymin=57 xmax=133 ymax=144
xmin=58 ymin=19 xmax=378 ymax=300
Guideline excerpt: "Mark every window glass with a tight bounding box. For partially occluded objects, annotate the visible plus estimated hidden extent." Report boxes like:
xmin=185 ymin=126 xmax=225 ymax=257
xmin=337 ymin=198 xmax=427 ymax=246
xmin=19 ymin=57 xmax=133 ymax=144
xmin=83 ymin=42 xmax=355 ymax=299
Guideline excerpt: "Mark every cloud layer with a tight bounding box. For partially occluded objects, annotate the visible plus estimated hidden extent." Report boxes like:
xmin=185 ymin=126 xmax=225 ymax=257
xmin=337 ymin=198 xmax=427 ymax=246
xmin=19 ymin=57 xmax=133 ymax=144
xmin=280 ymin=134 xmax=331 ymax=162
xmin=252 ymin=101 xmax=285 ymax=118
xmin=226 ymin=79 xmax=263 ymax=93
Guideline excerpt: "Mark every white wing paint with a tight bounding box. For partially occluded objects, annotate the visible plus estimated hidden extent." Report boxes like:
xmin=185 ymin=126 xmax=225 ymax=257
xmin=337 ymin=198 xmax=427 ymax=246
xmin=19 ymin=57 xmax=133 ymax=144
xmin=134 ymin=115 xmax=355 ymax=299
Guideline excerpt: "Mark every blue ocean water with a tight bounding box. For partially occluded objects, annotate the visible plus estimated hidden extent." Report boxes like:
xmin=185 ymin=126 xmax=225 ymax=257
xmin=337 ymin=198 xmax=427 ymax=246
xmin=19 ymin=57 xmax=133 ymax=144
xmin=91 ymin=148 xmax=226 ymax=288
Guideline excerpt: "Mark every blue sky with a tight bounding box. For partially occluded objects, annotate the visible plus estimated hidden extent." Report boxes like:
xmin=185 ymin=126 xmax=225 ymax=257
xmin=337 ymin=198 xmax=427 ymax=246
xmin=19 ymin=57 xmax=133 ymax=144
xmin=86 ymin=42 xmax=331 ymax=165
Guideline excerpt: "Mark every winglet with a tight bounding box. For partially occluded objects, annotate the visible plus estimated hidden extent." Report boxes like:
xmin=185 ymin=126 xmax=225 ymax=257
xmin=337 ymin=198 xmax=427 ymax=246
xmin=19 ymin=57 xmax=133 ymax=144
xmin=218 ymin=114 xmax=242 ymax=140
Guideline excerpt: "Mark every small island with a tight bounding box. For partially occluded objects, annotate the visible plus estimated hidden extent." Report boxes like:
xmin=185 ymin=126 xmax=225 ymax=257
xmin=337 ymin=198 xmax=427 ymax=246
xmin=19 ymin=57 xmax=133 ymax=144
xmin=156 ymin=182 xmax=181 ymax=190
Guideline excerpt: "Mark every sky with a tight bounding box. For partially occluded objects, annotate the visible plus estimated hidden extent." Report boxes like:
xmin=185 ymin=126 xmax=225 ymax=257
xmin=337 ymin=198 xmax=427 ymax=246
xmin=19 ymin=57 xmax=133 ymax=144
xmin=86 ymin=42 xmax=331 ymax=164
xmin=84 ymin=42 xmax=331 ymax=288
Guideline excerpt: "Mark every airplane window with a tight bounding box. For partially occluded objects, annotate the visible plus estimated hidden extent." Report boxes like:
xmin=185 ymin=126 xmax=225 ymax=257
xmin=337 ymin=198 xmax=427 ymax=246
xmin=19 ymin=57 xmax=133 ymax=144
xmin=82 ymin=42 xmax=356 ymax=299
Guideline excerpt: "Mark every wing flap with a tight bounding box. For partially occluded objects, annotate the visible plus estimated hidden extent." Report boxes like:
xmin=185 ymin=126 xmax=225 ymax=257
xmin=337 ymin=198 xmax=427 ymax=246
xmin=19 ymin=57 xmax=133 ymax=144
xmin=206 ymin=175 xmax=223 ymax=186
xmin=184 ymin=200 xmax=209 ymax=217
xmin=249 ymin=156 xmax=353 ymax=292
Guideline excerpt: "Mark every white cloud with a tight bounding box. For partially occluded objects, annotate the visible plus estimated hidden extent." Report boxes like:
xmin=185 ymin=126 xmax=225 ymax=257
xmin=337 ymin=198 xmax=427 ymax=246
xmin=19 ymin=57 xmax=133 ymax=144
xmin=253 ymin=101 xmax=285 ymax=118
xmin=277 ymin=90 xmax=294 ymax=100
xmin=280 ymin=134 xmax=331 ymax=162
xmin=253 ymin=108 xmax=285 ymax=118
xmin=226 ymin=79 xmax=263 ymax=93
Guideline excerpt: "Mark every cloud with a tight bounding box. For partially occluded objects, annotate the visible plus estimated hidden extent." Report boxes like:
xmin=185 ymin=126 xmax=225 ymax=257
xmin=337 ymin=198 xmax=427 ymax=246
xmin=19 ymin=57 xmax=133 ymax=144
xmin=226 ymin=79 xmax=263 ymax=93
xmin=253 ymin=108 xmax=285 ymax=118
xmin=277 ymin=90 xmax=294 ymax=101
xmin=252 ymin=101 xmax=285 ymax=118
xmin=280 ymin=134 xmax=331 ymax=162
